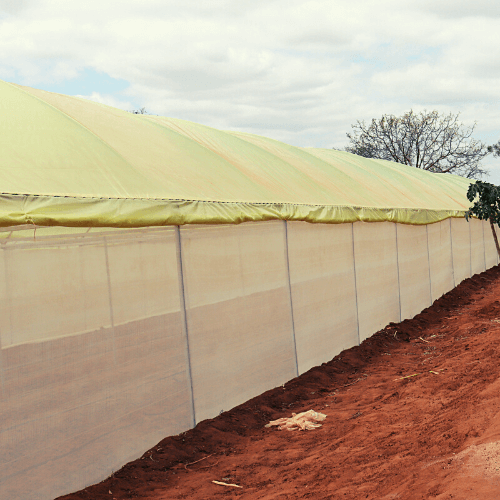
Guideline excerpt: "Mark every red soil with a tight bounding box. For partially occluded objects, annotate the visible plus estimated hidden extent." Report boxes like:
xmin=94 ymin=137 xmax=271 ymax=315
xmin=58 ymin=266 xmax=500 ymax=500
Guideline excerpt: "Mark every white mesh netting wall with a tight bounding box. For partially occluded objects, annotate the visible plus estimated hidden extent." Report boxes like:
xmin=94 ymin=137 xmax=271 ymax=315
xmin=353 ymin=222 xmax=401 ymax=342
xmin=0 ymin=218 xmax=498 ymax=499
xmin=396 ymin=224 xmax=432 ymax=321
xmin=427 ymin=219 xmax=455 ymax=302
xmin=0 ymin=228 xmax=193 ymax=500
xmin=179 ymin=221 xmax=297 ymax=423
xmin=286 ymin=222 xmax=358 ymax=374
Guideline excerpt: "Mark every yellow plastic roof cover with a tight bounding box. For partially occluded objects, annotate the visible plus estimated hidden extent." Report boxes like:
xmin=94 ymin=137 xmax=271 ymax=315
xmin=0 ymin=79 xmax=473 ymax=228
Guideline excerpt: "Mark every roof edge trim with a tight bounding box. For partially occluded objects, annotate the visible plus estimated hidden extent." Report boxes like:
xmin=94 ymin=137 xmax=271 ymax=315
xmin=0 ymin=194 xmax=467 ymax=228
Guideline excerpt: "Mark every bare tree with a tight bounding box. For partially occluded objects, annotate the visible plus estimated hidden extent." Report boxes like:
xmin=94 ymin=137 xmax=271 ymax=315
xmin=130 ymin=107 xmax=148 ymax=114
xmin=345 ymin=110 xmax=490 ymax=179
xmin=488 ymin=142 xmax=500 ymax=157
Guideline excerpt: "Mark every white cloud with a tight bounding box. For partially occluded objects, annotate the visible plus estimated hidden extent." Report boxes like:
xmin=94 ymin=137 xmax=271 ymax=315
xmin=413 ymin=0 xmax=500 ymax=19
xmin=73 ymin=92 xmax=134 ymax=112
xmin=0 ymin=0 xmax=499 ymax=181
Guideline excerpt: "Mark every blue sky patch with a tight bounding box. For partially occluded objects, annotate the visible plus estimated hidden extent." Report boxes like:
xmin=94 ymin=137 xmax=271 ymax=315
xmin=38 ymin=68 xmax=130 ymax=96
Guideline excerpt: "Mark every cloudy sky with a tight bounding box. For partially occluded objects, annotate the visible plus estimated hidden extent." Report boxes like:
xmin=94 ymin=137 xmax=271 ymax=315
xmin=1 ymin=0 xmax=500 ymax=181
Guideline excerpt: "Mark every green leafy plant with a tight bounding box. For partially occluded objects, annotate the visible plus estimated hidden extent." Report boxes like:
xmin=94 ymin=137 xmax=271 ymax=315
xmin=465 ymin=180 xmax=500 ymax=258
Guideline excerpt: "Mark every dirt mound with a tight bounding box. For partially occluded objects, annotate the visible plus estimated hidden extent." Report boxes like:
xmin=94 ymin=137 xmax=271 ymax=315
xmin=57 ymin=266 xmax=500 ymax=500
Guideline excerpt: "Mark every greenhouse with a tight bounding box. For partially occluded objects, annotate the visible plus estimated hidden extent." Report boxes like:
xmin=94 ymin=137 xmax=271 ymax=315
xmin=0 ymin=79 xmax=496 ymax=500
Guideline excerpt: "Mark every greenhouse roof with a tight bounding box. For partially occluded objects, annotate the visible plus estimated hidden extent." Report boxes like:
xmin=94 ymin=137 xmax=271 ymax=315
xmin=0 ymin=79 xmax=472 ymax=228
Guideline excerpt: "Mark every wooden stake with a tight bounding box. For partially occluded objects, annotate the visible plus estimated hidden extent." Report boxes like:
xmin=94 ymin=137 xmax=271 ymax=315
xmin=394 ymin=373 xmax=419 ymax=381
xmin=212 ymin=480 xmax=243 ymax=488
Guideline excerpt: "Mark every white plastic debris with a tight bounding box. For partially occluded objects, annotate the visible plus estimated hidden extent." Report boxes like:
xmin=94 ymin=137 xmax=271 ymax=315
xmin=265 ymin=409 xmax=327 ymax=431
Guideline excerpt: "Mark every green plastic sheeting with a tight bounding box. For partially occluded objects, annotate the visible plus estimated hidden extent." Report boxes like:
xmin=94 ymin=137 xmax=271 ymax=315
xmin=0 ymin=79 xmax=473 ymax=228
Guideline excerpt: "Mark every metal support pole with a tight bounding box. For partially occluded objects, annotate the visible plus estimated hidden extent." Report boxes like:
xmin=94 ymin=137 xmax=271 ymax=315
xmin=175 ymin=226 xmax=196 ymax=428
xmin=103 ymin=237 xmax=117 ymax=365
xmin=469 ymin=219 xmax=472 ymax=278
xmin=351 ymin=223 xmax=361 ymax=346
xmin=426 ymin=225 xmax=433 ymax=305
xmin=449 ymin=218 xmax=456 ymax=288
xmin=283 ymin=221 xmax=299 ymax=377
xmin=394 ymin=224 xmax=402 ymax=322
xmin=0 ymin=248 xmax=7 ymax=395
xmin=482 ymin=219 xmax=487 ymax=271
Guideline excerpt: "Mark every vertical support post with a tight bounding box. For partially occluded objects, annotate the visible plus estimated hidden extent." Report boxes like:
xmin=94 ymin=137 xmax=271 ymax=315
xmin=449 ymin=218 xmax=456 ymax=288
xmin=0 ymin=335 xmax=3 ymax=398
xmin=103 ymin=237 xmax=117 ymax=365
xmin=497 ymin=222 xmax=500 ymax=266
xmin=394 ymin=223 xmax=402 ymax=322
xmin=0 ymin=247 xmax=6 ymax=395
xmin=3 ymin=247 xmax=13 ymax=347
xmin=351 ymin=223 xmax=361 ymax=346
xmin=469 ymin=218 xmax=472 ymax=278
xmin=283 ymin=221 xmax=299 ymax=377
xmin=426 ymin=225 xmax=433 ymax=305
xmin=175 ymin=226 xmax=196 ymax=428
xmin=496 ymin=222 xmax=500 ymax=266
xmin=482 ymin=219 xmax=487 ymax=271
xmin=493 ymin=220 xmax=500 ymax=266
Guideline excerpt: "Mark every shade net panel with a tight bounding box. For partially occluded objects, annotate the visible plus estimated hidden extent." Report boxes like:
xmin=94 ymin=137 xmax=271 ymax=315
xmin=427 ymin=220 xmax=455 ymax=302
xmin=484 ymin=220 xmax=499 ymax=269
xmin=179 ymin=221 xmax=297 ymax=423
xmin=396 ymin=224 xmax=432 ymax=321
xmin=1 ymin=239 xmax=111 ymax=346
xmin=451 ymin=218 xmax=472 ymax=285
xmin=0 ymin=228 xmax=193 ymax=500
xmin=286 ymin=222 xmax=358 ymax=375
xmin=470 ymin=218 xmax=486 ymax=277
xmin=353 ymin=222 xmax=400 ymax=342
